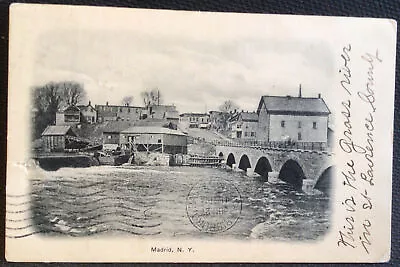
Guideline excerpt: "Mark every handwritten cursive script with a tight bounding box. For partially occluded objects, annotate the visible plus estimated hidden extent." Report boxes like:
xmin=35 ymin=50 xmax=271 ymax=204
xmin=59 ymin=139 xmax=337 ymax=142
xmin=337 ymin=45 xmax=382 ymax=255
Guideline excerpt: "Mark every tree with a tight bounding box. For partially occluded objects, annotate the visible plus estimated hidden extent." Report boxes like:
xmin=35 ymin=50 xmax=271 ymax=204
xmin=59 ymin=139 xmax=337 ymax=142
xmin=60 ymin=81 xmax=86 ymax=106
xmin=218 ymin=100 xmax=239 ymax=113
xmin=141 ymin=88 xmax=162 ymax=107
xmin=32 ymin=81 xmax=87 ymax=139
xmin=121 ymin=96 xmax=134 ymax=106
xmin=217 ymin=100 xmax=240 ymax=133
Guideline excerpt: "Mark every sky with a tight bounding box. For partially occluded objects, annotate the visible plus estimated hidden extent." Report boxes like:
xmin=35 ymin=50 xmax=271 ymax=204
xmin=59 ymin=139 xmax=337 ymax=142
xmin=33 ymin=28 xmax=336 ymax=113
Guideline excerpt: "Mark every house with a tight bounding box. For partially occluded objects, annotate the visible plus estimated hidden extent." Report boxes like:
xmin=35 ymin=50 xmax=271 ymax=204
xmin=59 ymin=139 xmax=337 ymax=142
xmin=56 ymin=105 xmax=81 ymax=125
xmin=257 ymin=93 xmax=330 ymax=143
xmin=179 ymin=113 xmax=210 ymax=129
xmin=120 ymin=126 xmax=188 ymax=154
xmin=228 ymin=111 xmax=258 ymax=140
xmin=96 ymin=102 xmax=145 ymax=123
xmin=41 ymin=125 xmax=77 ymax=152
xmin=77 ymin=101 xmax=97 ymax=124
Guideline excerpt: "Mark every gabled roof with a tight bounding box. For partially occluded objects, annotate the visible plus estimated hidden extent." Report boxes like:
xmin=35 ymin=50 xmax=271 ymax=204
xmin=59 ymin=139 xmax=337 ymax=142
xmin=228 ymin=111 xmax=258 ymax=122
xmin=41 ymin=125 xmax=75 ymax=136
xmin=102 ymin=121 xmax=134 ymax=133
xmin=240 ymin=112 xmax=258 ymax=122
xmin=257 ymin=95 xmax=330 ymax=115
xmin=63 ymin=105 xmax=81 ymax=113
xmin=121 ymin=126 xmax=187 ymax=136
xmin=77 ymin=104 xmax=95 ymax=112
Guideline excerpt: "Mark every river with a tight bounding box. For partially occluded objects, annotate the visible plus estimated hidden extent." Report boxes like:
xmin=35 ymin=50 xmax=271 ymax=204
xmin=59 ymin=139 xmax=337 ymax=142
xmin=29 ymin=165 xmax=331 ymax=241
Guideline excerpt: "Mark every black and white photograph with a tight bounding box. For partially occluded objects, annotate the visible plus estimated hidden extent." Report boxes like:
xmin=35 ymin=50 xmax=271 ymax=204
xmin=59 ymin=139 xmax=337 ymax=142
xmin=5 ymin=4 xmax=396 ymax=262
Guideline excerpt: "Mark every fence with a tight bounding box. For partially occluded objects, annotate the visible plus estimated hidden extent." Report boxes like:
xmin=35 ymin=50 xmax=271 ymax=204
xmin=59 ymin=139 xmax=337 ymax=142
xmin=211 ymin=139 xmax=328 ymax=151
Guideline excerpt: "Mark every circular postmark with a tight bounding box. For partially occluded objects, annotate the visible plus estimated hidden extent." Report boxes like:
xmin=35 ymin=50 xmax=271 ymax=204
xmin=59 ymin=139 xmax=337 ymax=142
xmin=186 ymin=179 xmax=242 ymax=233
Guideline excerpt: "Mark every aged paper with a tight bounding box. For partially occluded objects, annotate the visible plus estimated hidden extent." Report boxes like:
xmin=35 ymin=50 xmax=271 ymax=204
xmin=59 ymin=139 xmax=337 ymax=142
xmin=6 ymin=3 xmax=396 ymax=262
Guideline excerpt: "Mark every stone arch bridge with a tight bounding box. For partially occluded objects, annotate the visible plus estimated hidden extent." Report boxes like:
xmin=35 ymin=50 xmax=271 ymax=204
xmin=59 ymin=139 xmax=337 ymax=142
xmin=216 ymin=145 xmax=334 ymax=194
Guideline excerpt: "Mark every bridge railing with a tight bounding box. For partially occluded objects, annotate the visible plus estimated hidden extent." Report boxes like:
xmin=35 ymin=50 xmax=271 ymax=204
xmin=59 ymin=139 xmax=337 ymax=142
xmin=211 ymin=139 xmax=328 ymax=151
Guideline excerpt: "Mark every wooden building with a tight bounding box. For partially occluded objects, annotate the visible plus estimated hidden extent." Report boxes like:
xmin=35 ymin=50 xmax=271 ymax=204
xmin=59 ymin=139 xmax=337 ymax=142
xmin=41 ymin=125 xmax=77 ymax=152
xmin=120 ymin=126 xmax=188 ymax=154
xmin=56 ymin=105 xmax=81 ymax=125
xmin=77 ymin=101 xmax=97 ymax=124
xmin=102 ymin=121 xmax=134 ymax=146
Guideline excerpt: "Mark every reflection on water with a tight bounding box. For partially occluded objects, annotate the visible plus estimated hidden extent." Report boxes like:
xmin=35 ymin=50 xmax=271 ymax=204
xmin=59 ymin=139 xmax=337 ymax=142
xmin=30 ymin=166 xmax=331 ymax=240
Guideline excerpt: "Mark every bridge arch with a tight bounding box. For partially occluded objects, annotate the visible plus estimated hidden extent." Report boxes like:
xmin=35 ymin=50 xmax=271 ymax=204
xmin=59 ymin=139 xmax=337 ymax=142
xmin=278 ymin=159 xmax=305 ymax=190
xmin=238 ymin=154 xmax=251 ymax=172
xmin=226 ymin=153 xmax=236 ymax=168
xmin=254 ymin=156 xmax=272 ymax=179
xmin=314 ymin=165 xmax=335 ymax=195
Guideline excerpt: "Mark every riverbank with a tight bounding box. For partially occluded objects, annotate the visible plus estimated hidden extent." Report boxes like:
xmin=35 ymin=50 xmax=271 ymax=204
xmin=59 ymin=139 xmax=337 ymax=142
xmin=33 ymin=153 xmax=100 ymax=171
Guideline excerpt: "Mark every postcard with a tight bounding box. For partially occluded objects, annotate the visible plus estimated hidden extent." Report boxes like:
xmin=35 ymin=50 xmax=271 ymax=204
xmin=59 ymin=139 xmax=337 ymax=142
xmin=5 ymin=3 xmax=396 ymax=262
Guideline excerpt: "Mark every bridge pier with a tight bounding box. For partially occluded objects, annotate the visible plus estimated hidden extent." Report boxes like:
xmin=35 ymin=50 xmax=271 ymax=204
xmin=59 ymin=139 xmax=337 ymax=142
xmin=302 ymin=179 xmax=316 ymax=194
xmin=231 ymin=163 xmax=240 ymax=172
xmin=267 ymin=171 xmax=279 ymax=184
xmin=246 ymin=167 xmax=255 ymax=177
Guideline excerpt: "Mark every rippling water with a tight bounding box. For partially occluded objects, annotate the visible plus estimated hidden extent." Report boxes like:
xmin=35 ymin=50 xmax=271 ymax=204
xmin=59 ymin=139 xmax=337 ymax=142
xmin=29 ymin=166 xmax=331 ymax=240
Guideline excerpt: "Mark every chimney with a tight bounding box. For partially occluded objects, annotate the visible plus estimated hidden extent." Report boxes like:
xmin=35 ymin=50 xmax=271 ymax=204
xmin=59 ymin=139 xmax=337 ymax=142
xmin=298 ymin=84 xmax=302 ymax=98
xmin=318 ymin=93 xmax=321 ymax=98
xmin=106 ymin=101 xmax=109 ymax=106
xmin=88 ymin=100 xmax=91 ymax=106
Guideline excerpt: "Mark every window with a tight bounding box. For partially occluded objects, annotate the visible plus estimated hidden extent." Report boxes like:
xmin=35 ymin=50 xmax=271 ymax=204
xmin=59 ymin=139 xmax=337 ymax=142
xmin=119 ymin=107 xmax=123 ymax=112
xmin=246 ymin=125 xmax=249 ymax=129
xmin=128 ymin=108 xmax=130 ymax=113
xmin=298 ymin=121 xmax=302 ymax=128
xmin=158 ymin=139 xmax=162 ymax=143
xmin=281 ymin=121 xmax=285 ymax=127
xmin=251 ymin=132 xmax=255 ymax=137
xmin=245 ymin=132 xmax=248 ymax=137
xmin=108 ymin=135 xmax=112 ymax=139
xmin=237 ymin=124 xmax=241 ymax=129
xmin=313 ymin=122 xmax=317 ymax=129
xmin=298 ymin=132 xmax=302 ymax=140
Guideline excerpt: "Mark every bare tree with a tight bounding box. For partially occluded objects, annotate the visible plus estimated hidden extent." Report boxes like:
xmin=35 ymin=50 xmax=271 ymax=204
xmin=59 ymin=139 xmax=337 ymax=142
xmin=216 ymin=100 xmax=240 ymax=134
xmin=32 ymin=81 xmax=87 ymax=139
xmin=60 ymin=81 xmax=86 ymax=106
xmin=219 ymin=100 xmax=239 ymax=113
xmin=141 ymin=88 xmax=162 ymax=107
xmin=121 ymin=96 xmax=134 ymax=106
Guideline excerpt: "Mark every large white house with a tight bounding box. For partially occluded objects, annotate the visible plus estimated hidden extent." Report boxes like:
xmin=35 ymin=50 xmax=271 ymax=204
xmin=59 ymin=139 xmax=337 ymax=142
xmin=256 ymin=94 xmax=330 ymax=144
